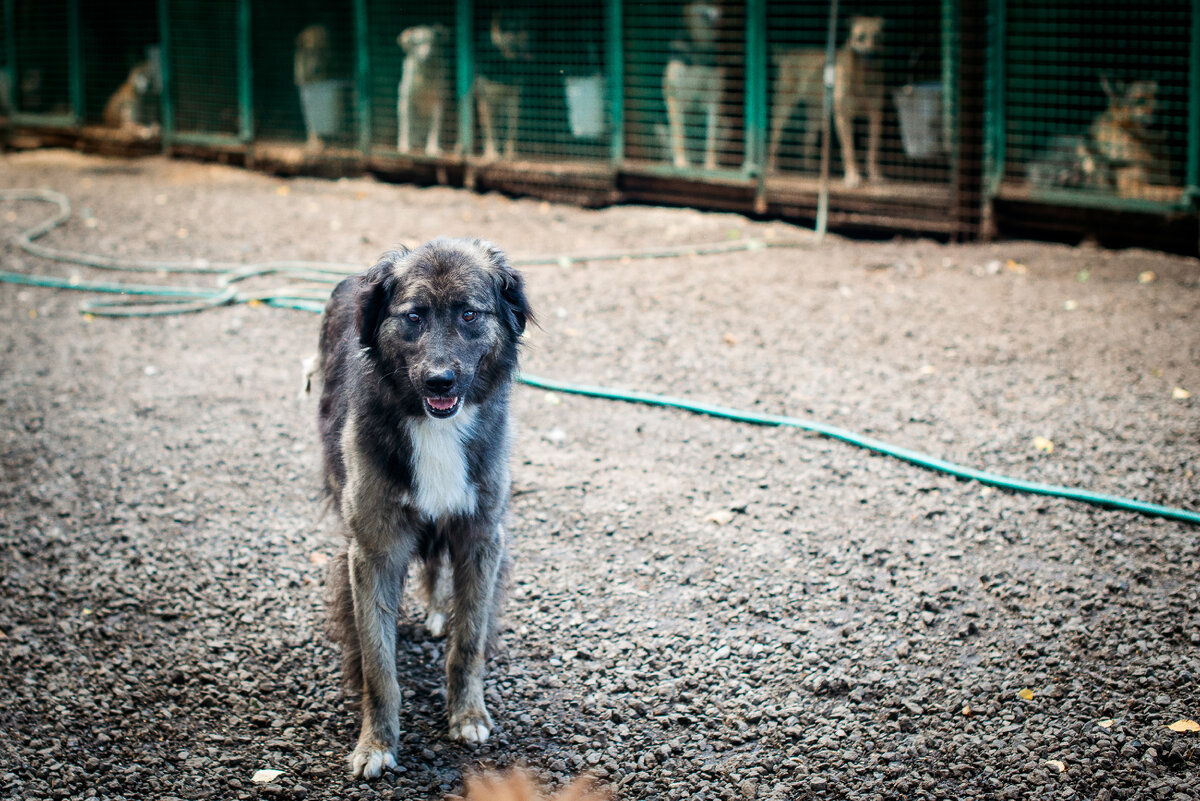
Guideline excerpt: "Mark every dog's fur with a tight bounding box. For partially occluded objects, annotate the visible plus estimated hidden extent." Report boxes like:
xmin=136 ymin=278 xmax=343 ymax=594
xmin=102 ymin=60 xmax=160 ymax=137
xmin=475 ymin=9 xmax=531 ymax=161
xmin=316 ymin=238 xmax=532 ymax=779
xmin=768 ymin=16 xmax=886 ymax=186
xmin=457 ymin=769 xmax=608 ymax=801
xmin=663 ymin=1 xmax=723 ymax=170
xmin=1089 ymin=77 xmax=1172 ymax=199
xmin=398 ymin=25 xmax=450 ymax=156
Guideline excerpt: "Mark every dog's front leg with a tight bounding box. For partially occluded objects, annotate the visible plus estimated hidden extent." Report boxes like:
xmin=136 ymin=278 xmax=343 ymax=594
xmin=445 ymin=527 xmax=503 ymax=743
xmin=502 ymin=88 xmax=519 ymax=160
xmin=664 ymin=64 xmax=689 ymax=168
xmin=347 ymin=539 xmax=410 ymax=778
xmin=703 ymin=83 xmax=720 ymax=171
xmin=477 ymin=87 xmax=499 ymax=160
xmin=833 ymin=102 xmax=861 ymax=188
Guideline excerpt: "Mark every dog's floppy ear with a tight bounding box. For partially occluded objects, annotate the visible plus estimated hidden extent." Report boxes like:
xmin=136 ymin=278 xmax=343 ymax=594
xmin=356 ymin=250 xmax=404 ymax=351
xmin=478 ymin=241 xmax=533 ymax=336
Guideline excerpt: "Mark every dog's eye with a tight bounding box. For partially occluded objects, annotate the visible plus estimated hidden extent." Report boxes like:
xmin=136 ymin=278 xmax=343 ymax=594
xmin=405 ymin=312 xmax=421 ymax=324
xmin=461 ymin=310 xmax=478 ymax=323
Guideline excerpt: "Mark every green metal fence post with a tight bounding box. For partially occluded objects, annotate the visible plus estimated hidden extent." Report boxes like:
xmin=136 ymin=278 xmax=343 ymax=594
xmin=67 ymin=0 xmax=83 ymax=124
xmin=3 ymin=0 xmax=14 ymax=112
xmin=157 ymin=0 xmax=175 ymax=146
xmin=1188 ymin=0 xmax=1199 ymax=199
xmin=354 ymin=0 xmax=372 ymax=155
xmin=744 ymin=0 xmax=766 ymax=178
xmin=954 ymin=0 xmax=987 ymax=240
xmin=606 ymin=0 xmax=624 ymax=166
xmin=457 ymin=0 xmax=474 ymax=159
xmin=985 ymin=0 xmax=1005 ymax=199
xmin=237 ymin=0 xmax=253 ymax=144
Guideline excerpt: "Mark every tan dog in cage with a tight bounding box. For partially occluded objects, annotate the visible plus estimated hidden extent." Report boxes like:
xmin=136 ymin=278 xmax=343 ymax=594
xmin=768 ymin=16 xmax=886 ymax=187
xmin=102 ymin=60 xmax=160 ymax=138
xmin=1089 ymin=76 xmax=1174 ymax=200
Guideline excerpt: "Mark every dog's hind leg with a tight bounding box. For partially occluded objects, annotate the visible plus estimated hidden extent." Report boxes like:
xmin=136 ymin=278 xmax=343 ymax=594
xmin=445 ymin=527 xmax=504 ymax=743
xmin=398 ymin=81 xmax=411 ymax=153
xmin=866 ymin=102 xmax=883 ymax=183
xmin=426 ymin=97 xmax=443 ymax=156
xmin=346 ymin=539 xmax=410 ymax=778
xmin=703 ymin=91 xmax=719 ymax=171
xmin=418 ymin=548 xmax=453 ymax=637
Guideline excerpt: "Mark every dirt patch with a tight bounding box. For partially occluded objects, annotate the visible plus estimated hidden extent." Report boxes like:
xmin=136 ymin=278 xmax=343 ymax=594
xmin=2 ymin=151 xmax=1198 ymax=801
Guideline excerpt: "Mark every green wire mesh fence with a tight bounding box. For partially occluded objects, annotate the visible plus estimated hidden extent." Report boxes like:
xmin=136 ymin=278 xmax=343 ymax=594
xmin=993 ymin=0 xmax=1192 ymax=210
xmin=1 ymin=1 xmax=1196 ymax=238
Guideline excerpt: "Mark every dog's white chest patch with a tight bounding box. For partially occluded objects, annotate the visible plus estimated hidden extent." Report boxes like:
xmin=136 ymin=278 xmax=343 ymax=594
xmin=405 ymin=409 xmax=477 ymax=520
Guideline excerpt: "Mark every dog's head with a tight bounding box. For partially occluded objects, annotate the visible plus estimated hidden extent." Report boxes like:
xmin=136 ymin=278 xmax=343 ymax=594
xmin=296 ymin=24 xmax=330 ymax=55
xmin=682 ymin=2 xmax=721 ymax=48
xmin=847 ymin=16 xmax=885 ymax=58
xmin=399 ymin=25 xmax=447 ymax=61
xmin=1102 ymin=77 xmax=1158 ymax=129
xmin=355 ymin=239 xmax=532 ymax=420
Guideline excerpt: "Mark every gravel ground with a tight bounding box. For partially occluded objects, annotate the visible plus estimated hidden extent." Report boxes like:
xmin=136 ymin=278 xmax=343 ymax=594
xmin=1 ymin=150 xmax=1198 ymax=801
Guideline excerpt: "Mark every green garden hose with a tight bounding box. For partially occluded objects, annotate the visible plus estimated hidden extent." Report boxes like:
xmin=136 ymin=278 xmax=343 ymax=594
xmin=2 ymin=188 xmax=1197 ymax=526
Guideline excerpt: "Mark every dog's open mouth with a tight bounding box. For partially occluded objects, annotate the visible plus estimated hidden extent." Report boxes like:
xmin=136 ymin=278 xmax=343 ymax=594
xmin=424 ymin=396 xmax=461 ymax=419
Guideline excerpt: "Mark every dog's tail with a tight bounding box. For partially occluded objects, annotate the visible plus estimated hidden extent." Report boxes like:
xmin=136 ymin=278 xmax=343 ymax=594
xmin=324 ymin=547 xmax=364 ymax=692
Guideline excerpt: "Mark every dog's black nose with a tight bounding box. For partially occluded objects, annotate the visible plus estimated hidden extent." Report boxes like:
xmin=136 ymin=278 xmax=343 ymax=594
xmin=424 ymin=371 xmax=456 ymax=395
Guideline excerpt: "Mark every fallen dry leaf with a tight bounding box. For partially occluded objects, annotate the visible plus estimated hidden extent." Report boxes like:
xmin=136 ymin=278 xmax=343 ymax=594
xmin=1173 ymin=387 xmax=1191 ymax=400
xmin=961 ymin=704 xmax=972 ymax=717
xmin=1097 ymin=718 xmax=1115 ymax=729
xmin=723 ymin=332 xmax=739 ymax=346
xmin=1018 ymin=688 xmax=1035 ymax=701
xmin=1005 ymin=259 xmax=1028 ymax=274
xmin=309 ymin=551 xmax=328 ymax=567
xmin=1167 ymin=719 xmax=1199 ymax=733
xmin=1046 ymin=760 xmax=1066 ymax=773
xmin=274 ymin=185 xmax=290 ymax=196
xmin=1033 ymin=437 xmax=1054 ymax=454
xmin=1063 ymin=299 xmax=1077 ymax=311
xmin=1138 ymin=270 xmax=1156 ymax=284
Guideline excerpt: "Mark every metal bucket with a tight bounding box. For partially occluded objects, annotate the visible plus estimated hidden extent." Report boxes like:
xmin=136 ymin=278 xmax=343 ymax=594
xmin=893 ymin=82 xmax=944 ymax=159
xmin=564 ymin=74 xmax=606 ymax=140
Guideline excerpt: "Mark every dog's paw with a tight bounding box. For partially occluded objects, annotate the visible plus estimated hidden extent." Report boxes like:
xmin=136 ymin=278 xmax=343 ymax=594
xmin=449 ymin=710 xmax=494 ymax=744
xmin=349 ymin=743 xmax=397 ymax=779
xmin=424 ymin=610 xmax=446 ymax=638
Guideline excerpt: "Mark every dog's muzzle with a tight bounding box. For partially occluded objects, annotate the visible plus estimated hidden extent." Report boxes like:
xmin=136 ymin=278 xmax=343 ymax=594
xmin=423 ymin=370 xmax=463 ymax=419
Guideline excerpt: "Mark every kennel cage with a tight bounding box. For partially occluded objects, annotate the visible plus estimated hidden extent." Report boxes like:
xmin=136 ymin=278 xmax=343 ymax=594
xmin=468 ymin=0 xmax=610 ymax=164
xmin=765 ymin=1 xmax=954 ymax=186
xmin=989 ymin=0 xmax=1195 ymax=211
xmin=7 ymin=0 xmax=76 ymax=124
xmin=249 ymin=0 xmax=359 ymax=150
xmin=162 ymin=0 xmax=245 ymax=144
xmin=79 ymin=0 xmax=160 ymax=129
xmin=363 ymin=0 xmax=458 ymax=156
xmin=623 ymin=0 xmax=750 ymax=176
xmin=2 ymin=1 xmax=1197 ymax=242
